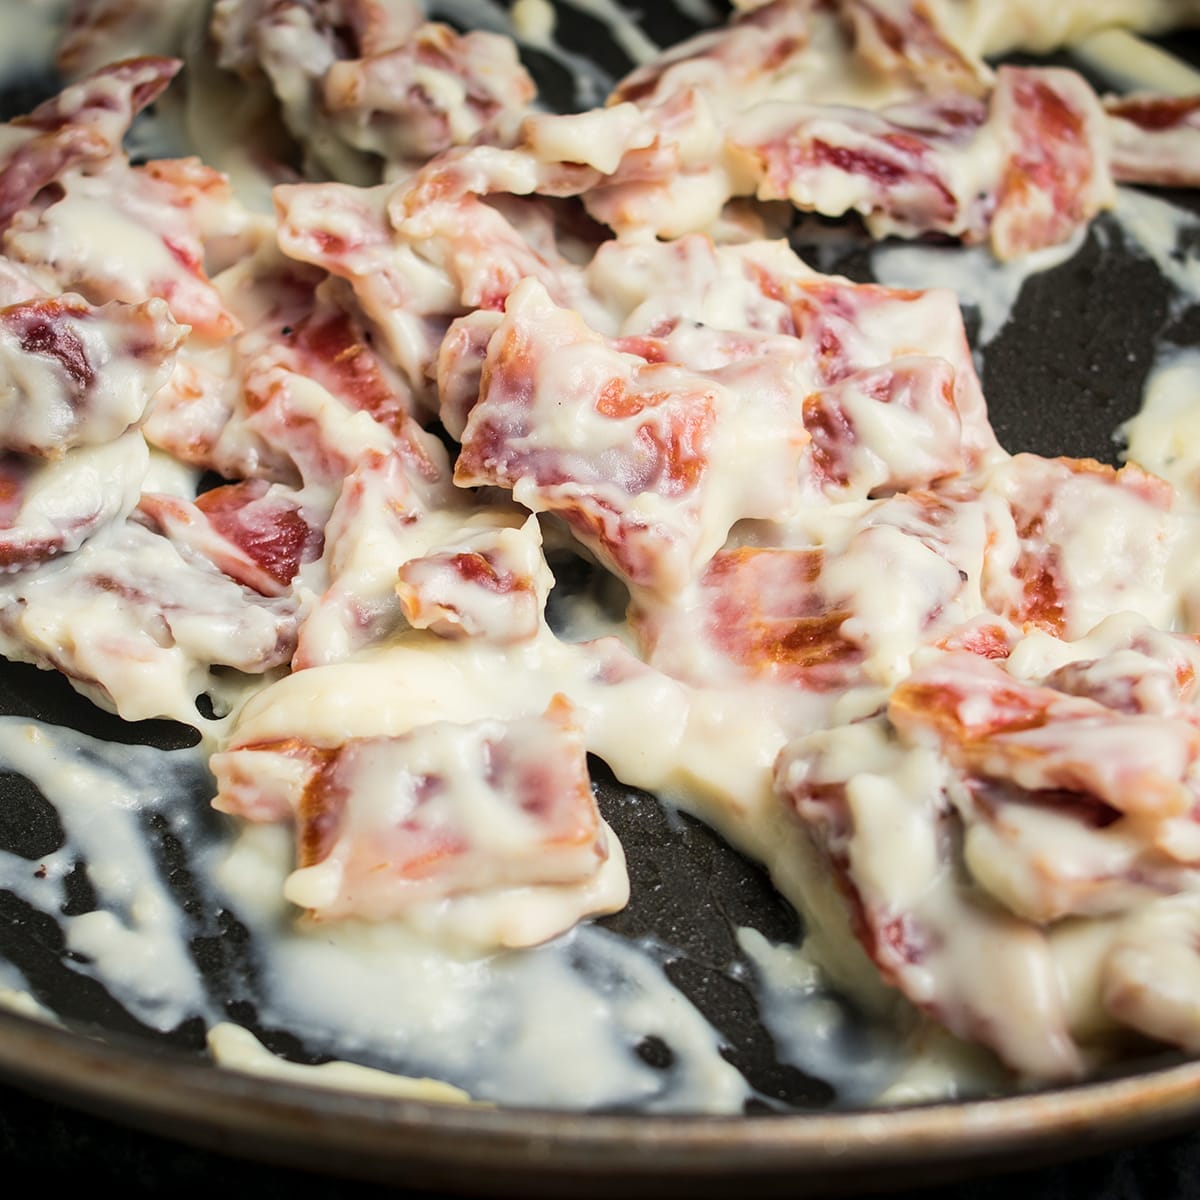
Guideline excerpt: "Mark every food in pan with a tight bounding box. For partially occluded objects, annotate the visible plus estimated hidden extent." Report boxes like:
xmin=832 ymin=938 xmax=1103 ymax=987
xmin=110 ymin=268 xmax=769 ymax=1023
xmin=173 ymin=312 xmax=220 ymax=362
xmin=0 ymin=0 xmax=1199 ymax=1109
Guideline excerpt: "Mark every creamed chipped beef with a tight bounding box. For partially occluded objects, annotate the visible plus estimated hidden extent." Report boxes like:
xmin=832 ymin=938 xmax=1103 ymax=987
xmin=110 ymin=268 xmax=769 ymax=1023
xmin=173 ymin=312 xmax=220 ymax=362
xmin=2 ymin=0 xmax=1200 ymax=1084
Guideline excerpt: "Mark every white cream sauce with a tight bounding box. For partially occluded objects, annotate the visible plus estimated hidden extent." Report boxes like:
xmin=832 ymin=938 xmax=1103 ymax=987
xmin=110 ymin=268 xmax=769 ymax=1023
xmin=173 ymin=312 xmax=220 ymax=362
xmin=737 ymin=926 xmax=1006 ymax=1106
xmin=1122 ymin=348 xmax=1200 ymax=492
xmin=1110 ymin=189 xmax=1200 ymax=493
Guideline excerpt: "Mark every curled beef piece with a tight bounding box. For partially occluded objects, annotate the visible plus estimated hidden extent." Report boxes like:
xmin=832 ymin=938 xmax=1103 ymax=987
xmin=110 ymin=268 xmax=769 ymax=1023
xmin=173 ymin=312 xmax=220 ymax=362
xmin=6 ymin=155 xmax=247 ymax=341
xmin=1105 ymin=94 xmax=1200 ymax=188
xmin=0 ymin=294 xmax=183 ymax=457
xmin=136 ymin=479 xmax=326 ymax=598
xmin=981 ymin=454 xmax=1180 ymax=640
xmin=0 ymin=56 xmax=180 ymax=232
xmin=0 ymin=518 xmax=299 ymax=723
xmin=211 ymin=0 xmax=535 ymax=180
xmin=0 ymin=432 xmax=149 ymax=572
xmin=212 ymin=695 xmax=624 ymax=942
xmin=776 ymin=716 xmax=1084 ymax=1081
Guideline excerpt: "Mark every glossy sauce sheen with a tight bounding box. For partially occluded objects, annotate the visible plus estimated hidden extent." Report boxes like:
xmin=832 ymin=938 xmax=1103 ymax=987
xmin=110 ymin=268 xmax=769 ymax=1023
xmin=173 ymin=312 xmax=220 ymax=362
xmin=0 ymin=0 xmax=1197 ymax=1114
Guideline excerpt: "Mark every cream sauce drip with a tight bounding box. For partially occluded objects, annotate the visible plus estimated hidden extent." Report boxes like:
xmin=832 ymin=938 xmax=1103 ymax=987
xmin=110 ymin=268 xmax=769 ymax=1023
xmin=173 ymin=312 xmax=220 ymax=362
xmin=871 ymin=233 xmax=1088 ymax=355
xmin=0 ymin=714 xmax=818 ymax=1111
xmin=1074 ymin=28 xmax=1200 ymax=95
xmin=1112 ymin=187 xmax=1200 ymax=310
xmin=0 ymin=721 xmax=211 ymax=1032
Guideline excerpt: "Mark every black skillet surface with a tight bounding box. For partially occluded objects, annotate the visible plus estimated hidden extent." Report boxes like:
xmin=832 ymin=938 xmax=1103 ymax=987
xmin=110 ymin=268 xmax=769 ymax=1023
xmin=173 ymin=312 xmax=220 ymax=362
xmin=1 ymin=3 xmax=1200 ymax=1196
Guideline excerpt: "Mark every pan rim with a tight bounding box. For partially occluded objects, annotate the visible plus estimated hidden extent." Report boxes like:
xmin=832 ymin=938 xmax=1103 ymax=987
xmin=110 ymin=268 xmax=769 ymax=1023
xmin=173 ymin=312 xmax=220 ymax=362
xmin=1 ymin=1005 xmax=1198 ymax=1194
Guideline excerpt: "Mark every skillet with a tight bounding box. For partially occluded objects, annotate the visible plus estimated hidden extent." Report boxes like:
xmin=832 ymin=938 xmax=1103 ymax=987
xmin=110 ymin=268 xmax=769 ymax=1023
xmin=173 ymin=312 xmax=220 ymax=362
xmin=0 ymin=3 xmax=1198 ymax=1193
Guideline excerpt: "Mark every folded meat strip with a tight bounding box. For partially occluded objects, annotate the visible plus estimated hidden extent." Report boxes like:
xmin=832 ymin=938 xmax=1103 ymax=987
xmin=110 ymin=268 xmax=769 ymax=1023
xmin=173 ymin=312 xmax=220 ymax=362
xmin=6 ymin=155 xmax=247 ymax=341
xmin=888 ymin=641 xmax=1200 ymax=926
xmin=728 ymin=64 xmax=1115 ymax=257
xmin=632 ymin=488 xmax=988 ymax=693
xmin=273 ymin=152 xmax=607 ymax=404
xmin=1105 ymin=94 xmax=1200 ymax=189
xmin=136 ymin=479 xmax=326 ymax=597
xmin=776 ymin=717 xmax=1084 ymax=1081
xmin=211 ymin=696 xmax=622 ymax=933
xmin=0 ymin=61 xmax=247 ymax=345
xmin=0 ymin=56 xmax=179 ymax=231
xmin=981 ymin=454 xmax=1181 ymax=639
xmin=290 ymin=444 xmax=455 ymax=669
xmin=145 ymin=242 xmax=430 ymax=505
xmin=395 ymin=513 xmax=554 ymax=645
xmin=891 ymin=651 xmax=1200 ymax=825
xmin=0 ymin=294 xmax=183 ymax=457
xmin=291 ymin=438 xmax=552 ymax=669
xmin=0 ymin=518 xmax=299 ymax=722
xmin=210 ymin=0 xmax=535 ymax=182
xmin=0 ymin=432 xmax=149 ymax=571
